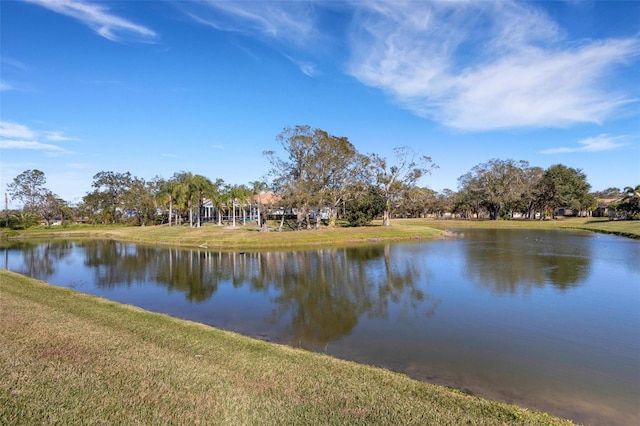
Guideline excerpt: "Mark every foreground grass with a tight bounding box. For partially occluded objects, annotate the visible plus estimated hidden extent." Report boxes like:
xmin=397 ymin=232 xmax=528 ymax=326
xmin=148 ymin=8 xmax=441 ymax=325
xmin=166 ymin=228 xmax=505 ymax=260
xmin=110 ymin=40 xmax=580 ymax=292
xmin=2 ymin=217 xmax=638 ymax=250
xmin=0 ymin=270 xmax=572 ymax=425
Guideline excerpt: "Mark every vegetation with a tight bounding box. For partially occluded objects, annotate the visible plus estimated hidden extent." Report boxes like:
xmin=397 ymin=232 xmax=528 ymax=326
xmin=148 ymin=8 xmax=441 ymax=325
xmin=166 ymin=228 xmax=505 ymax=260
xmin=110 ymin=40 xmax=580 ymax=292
xmin=535 ymin=164 xmax=593 ymax=219
xmin=3 ymin=217 xmax=638 ymax=251
xmin=0 ymin=219 xmax=443 ymax=249
xmin=2 ymin=126 xmax=638 ymax=230
xmin=620 ymin=184 xmax=640 ymax=218
xmin=5 ymin=169 xmax=71 ymax=227
xmin=0 ymin=270 xmax=573 ymax=425
xmin=264 ymin=125 xmax=367 ymax=230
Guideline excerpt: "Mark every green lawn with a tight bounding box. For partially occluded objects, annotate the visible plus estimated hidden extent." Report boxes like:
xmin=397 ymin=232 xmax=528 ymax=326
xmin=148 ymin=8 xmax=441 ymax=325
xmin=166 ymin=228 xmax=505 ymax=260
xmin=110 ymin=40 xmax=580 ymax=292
xmin=0 ymin=270 xmax=573 ymax=425
xmin=3 ymin=217 xmax=638 ymax=250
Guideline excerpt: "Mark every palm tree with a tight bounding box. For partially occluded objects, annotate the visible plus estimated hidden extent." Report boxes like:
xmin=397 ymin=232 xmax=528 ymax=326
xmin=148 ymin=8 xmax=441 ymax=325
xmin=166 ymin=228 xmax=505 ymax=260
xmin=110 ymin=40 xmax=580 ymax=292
xmin=250 ymin=180 xmax=268 ymax=231
xmin=206 ymin=178 xmax=225 ymax=225
xmin=156 ymin=178 xmax=186 ymax=226
xmin=228 ymin=185 xmax=246 ymax=227
xmin=190 ymin=174 xmax=213 ymax=228
xmin=622 ymin=184 xmax=640 ymax=218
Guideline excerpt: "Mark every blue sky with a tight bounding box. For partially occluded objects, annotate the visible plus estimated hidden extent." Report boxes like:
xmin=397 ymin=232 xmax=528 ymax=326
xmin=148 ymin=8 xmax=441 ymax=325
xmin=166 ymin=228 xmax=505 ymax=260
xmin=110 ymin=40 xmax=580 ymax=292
xmin=1 ymin=0 xmax=639 ymax=207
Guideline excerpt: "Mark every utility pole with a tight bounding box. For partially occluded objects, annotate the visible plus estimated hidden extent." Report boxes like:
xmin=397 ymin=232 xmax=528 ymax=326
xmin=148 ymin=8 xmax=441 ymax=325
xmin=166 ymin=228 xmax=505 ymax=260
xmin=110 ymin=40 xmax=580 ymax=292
xmin=4 ymin=192 xmax=8 ymax=226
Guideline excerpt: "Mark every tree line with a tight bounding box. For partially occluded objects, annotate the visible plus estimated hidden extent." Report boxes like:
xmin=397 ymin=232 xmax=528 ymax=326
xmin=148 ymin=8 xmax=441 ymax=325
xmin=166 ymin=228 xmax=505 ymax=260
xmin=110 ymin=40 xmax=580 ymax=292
xmin=3 ymin=125 xmax=639 ymax=229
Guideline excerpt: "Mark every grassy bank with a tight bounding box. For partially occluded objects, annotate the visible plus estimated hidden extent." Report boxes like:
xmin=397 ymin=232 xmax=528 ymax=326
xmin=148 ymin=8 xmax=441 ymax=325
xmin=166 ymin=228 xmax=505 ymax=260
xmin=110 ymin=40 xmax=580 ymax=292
xmin=2 ymin=217 xmax=638 ymax=249
xmin=422 ymin=217 xmax=640 ymax=239
xmin=1 ymin=220 xmax=443 ymax=249
xmin=0 ymin=270 xmax=572 ymax=425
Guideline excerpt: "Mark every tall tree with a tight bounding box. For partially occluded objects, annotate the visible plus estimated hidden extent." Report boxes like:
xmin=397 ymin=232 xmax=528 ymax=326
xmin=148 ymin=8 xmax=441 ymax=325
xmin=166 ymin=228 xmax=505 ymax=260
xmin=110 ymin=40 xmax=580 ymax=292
xmin=367 ymin=146 xmax=436 ymax=226
xmin=156 ymin=178 xmax=181 ymax=226
xmin=84 ymin=171 xmax=134 ymax=224
xmin=122 ymin=176 xmax=158 ymax=226
xmin=312 ymin=131 xmax=364 ymax=228
xmin=39 ymin=191 xmax=69 ymax=226
xmin=519 ymin=166 xmax=544 ymax=219
xmin=229 ymin=184 xmax=250 ymax=227
xmin=457 ymin=159 xmax=529 ymax=220
xmin=189 ymin=174 xmax=214 ymax=228
xmin=7 ymin=169 xmax=48 ymax=213
xmin=249 ymin=180 xmax=268 ymax=231
xmin=207 ymin=178 xmax=226 ymax=226
xmin=536 ymin=164 xmax=591 ymax=219
xmin=264 ymin=125 xmax=341 ymax=230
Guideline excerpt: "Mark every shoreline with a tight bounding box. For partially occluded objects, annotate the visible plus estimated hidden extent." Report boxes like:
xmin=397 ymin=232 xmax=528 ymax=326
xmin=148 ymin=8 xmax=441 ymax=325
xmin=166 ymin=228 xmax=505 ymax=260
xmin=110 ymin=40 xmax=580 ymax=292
xmin=1 ymin=269 xmax=574 ymax=425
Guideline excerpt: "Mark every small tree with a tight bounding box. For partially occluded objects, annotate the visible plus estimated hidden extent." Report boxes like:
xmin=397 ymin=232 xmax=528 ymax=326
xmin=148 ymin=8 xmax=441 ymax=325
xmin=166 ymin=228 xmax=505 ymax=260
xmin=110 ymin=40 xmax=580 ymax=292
xmin=344 ymin=185 xmax=385 ymax=226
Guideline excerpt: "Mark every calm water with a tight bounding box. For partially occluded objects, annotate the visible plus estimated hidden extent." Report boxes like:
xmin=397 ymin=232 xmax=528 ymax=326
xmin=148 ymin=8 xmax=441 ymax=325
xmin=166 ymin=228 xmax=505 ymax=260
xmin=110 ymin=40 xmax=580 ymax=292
xmin=2 ymin=229 xmax=639 ymax=425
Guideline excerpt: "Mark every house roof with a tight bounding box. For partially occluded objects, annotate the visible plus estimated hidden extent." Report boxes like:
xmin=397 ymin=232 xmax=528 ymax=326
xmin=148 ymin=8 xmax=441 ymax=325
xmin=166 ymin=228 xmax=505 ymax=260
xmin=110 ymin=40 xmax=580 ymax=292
xmin=255 ymin=192 xmax=281 ymax=205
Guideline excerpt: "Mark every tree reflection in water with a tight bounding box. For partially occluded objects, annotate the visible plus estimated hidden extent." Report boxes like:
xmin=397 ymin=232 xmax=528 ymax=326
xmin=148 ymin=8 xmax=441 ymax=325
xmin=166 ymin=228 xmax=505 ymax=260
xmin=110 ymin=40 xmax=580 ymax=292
xmin=2 ymin=240 xmax=440 ymax=350
xmin=462 ymin=229 xmax=591 ymax=293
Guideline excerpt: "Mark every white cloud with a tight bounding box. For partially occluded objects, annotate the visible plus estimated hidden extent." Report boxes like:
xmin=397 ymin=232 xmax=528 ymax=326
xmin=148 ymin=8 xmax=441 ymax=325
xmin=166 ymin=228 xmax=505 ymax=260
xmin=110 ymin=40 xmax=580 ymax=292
xmin=540 ymin=134 xmax=631 ymax=154
xmin=1 ymin=57 xmax=30 ymax=72
xmin=285 ymin=55 xmax=319 ymax=77
xmin=1 ymin=80 xmax=15 ymax=91
xmin=0 ymin=139 xmax=68 ymax=152
xmin=182 ymin=1 xmax=317 ymax=47
xmin=210 ymin=145 xmax=224 ymax=150
xmin=0 ymin=121 xmax=74 ymax=154
xmin=43 ymin=131 xmax=77 ymax=142
xmin=23 ymin=0 xmax=156 ymax=42
xmin=181 ymin=1 xmax=322 ymax=76
xmin=346 ymin=0 xmax=640 ymax=131
xmin=0 ymin=121 xmax=37 ymax=140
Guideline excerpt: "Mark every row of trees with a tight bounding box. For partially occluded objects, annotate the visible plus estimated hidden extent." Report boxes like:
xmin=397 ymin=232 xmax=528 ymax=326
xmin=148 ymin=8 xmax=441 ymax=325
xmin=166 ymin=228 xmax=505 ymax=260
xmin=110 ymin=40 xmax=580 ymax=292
xmin=3 ymin=125 xmax=640 ymax=229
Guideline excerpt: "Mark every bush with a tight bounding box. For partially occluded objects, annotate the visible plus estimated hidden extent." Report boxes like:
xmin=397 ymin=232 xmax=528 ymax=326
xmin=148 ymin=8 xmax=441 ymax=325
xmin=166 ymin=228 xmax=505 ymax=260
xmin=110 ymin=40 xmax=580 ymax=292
xmin=344 ymin=186 xmax=385 ymax=227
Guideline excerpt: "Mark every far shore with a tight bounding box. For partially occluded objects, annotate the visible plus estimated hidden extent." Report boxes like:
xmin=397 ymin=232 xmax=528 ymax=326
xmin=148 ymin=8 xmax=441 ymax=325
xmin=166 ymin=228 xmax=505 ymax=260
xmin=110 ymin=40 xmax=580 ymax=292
xmin=2 ymin=217 xmax=638 ymax=250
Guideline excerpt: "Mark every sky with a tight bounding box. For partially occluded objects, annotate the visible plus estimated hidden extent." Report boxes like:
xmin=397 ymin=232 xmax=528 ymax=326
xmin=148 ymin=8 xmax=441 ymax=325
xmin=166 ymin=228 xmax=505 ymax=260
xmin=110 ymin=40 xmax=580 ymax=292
xmin=1 ymin=0 xmax=639 ymax=208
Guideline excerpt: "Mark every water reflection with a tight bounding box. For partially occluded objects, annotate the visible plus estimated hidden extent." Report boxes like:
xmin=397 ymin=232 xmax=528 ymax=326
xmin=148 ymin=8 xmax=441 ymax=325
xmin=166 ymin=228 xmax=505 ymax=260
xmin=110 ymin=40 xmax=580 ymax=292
xmin=3 ymin=240 xmax=440 ymax=349
xmin=462 ymin=229 xmax=591 ymax=294
xmin=2 ymin=232 xmax=639 ymax=426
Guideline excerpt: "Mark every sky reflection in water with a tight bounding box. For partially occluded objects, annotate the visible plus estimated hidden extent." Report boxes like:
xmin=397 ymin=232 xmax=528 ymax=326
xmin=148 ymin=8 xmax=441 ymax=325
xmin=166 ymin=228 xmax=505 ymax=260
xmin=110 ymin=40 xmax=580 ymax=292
xmin=2 ymin=229 xmax=639 ymax=426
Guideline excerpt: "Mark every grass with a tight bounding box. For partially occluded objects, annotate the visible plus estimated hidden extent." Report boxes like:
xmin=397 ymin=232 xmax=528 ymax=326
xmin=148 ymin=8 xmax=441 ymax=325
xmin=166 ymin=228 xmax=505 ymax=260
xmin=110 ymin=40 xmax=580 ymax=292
xmin=2 ymin=217 xmax=638 ymax=250
xmin=0 ymin=270 xmax=573 ymax=425
xmin=421 ymin=217 xmax=640 ymax=239
xmin=1 ymin=220 xmax=443 ymax=249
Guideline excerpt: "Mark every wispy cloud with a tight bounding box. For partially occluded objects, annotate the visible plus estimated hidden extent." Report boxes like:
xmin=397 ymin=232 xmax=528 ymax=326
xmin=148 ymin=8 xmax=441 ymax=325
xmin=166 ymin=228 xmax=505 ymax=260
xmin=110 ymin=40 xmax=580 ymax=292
xmin=1 ymin=57 xmax=34 ymax=92
xmin=181 ymin=0 xmax=317 ymax=46
xmin=180 ymin=0 xmax=323 ymax=76
xmin=0 ymin=121 xmax=75 ymax=154
xmin=43 ymin=131 xmax=77 ymax=142
xmin=23 ymin=0 xmax=156 ymax=42
xmin=347 ymin=1 xmax=639 ymax=131
xmin=285 ymin=55 xmax=319 ymax=77
xmin=1 ymin=56 xmax=31 ymax=72
xmin=178 ymin=1 xmax=638 ymax=129
xmin=541 ymin=134 xmax=631 ymax=154
xmin=1 ymin=80 xmax=16 ymax=92
xmin=211 ymin=144 xmax=224 ymax=150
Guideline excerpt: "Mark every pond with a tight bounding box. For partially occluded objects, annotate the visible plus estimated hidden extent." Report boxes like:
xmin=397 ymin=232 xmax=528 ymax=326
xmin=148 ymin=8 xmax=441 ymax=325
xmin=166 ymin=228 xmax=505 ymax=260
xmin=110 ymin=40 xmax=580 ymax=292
xmin=2 ymin=229 xmax=639 ymax=425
